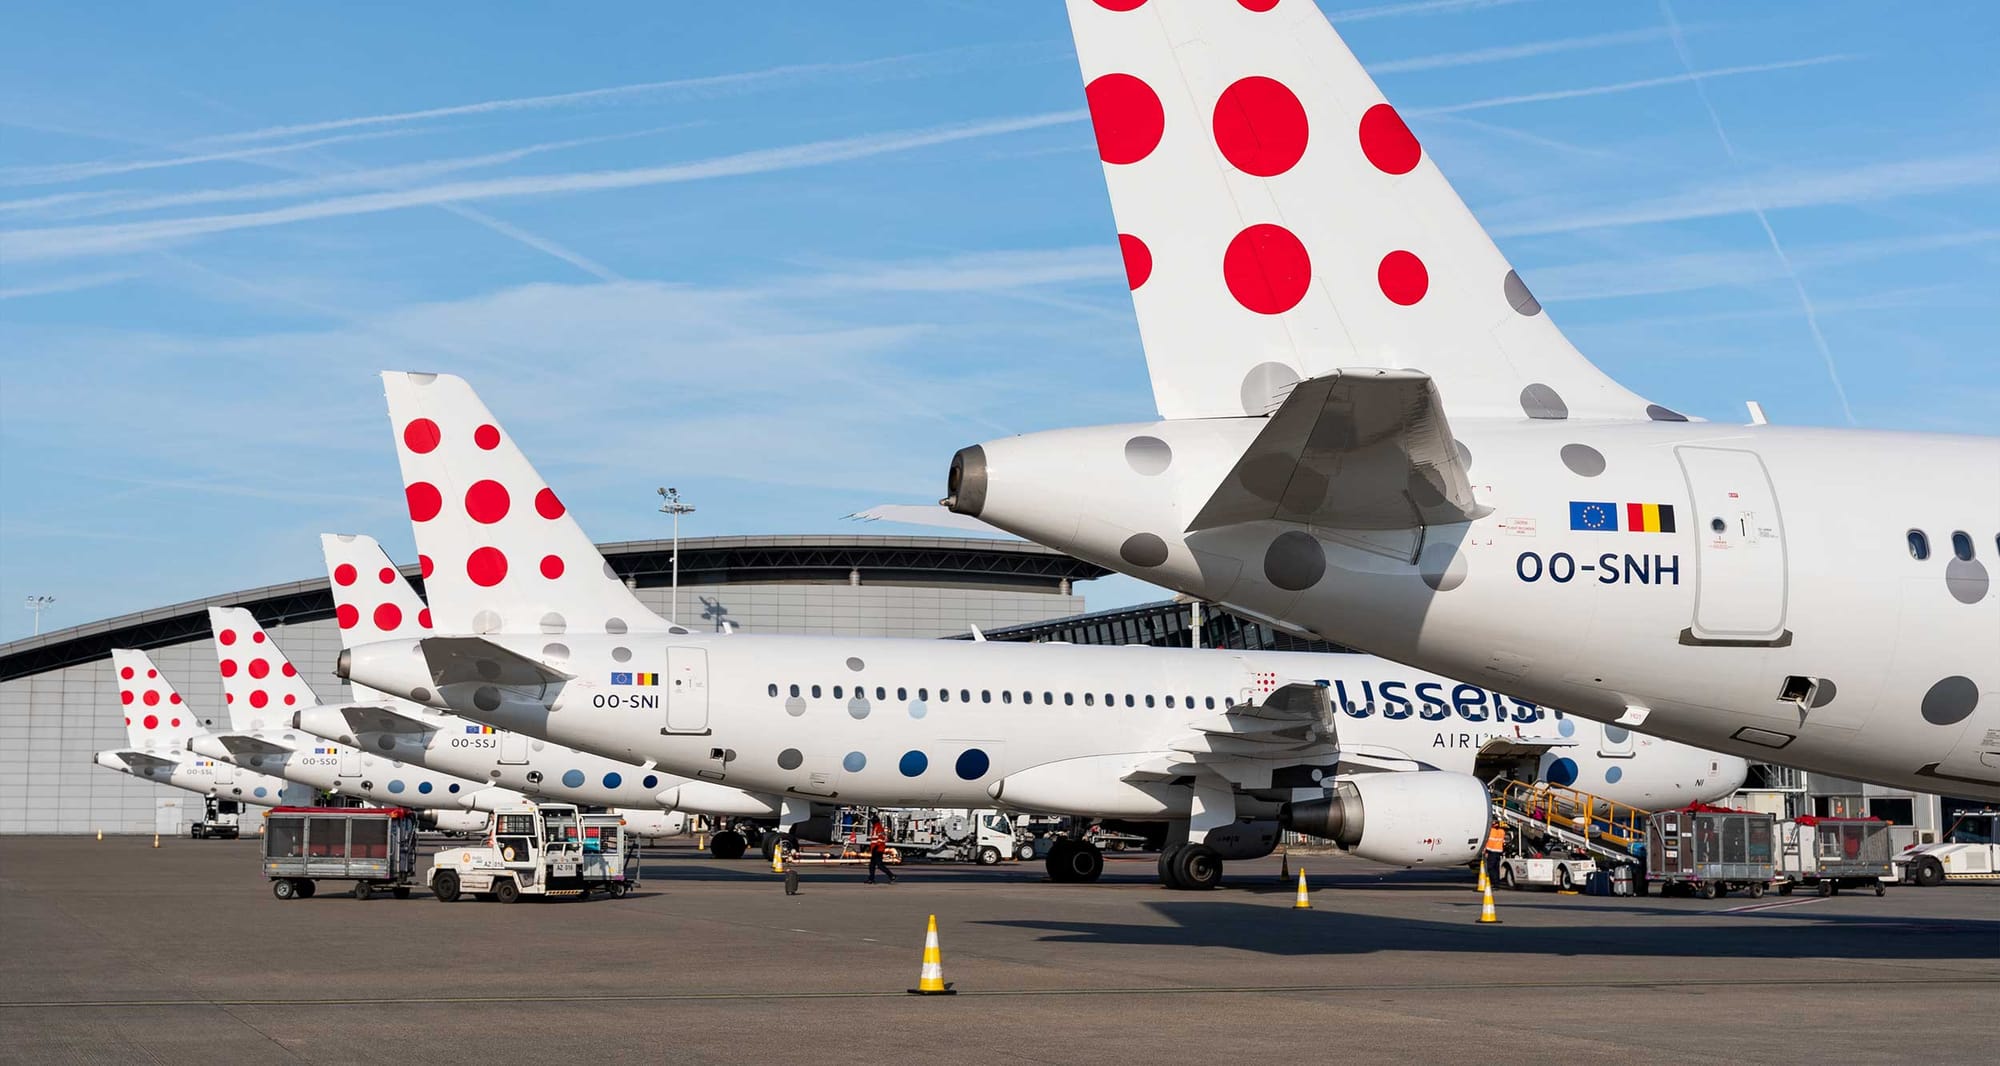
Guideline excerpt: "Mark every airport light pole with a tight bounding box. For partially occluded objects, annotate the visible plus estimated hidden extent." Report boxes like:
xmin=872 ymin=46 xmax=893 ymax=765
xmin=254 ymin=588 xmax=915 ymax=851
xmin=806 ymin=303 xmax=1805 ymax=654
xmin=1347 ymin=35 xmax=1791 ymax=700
xmin=24 ymin=595 xmax=55 ymax=636
xmin=656 ymin=488 xmax=695 ymax=626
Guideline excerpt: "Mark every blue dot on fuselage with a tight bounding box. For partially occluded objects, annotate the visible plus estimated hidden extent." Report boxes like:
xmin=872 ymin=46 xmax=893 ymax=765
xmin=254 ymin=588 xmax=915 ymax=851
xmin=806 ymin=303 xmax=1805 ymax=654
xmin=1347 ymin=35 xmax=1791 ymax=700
xmin=843 ymin=751 xmax=867 ymax=773
xmin=448 ymin=783 xmax=460 ymax=793
xmin=418 ymin=781 xmax=433 ymax=794
xmin=898 ymin=751 xmax=928 ymax=777
xmin=254 ymin=787 xmax=268 ymax=798
xmin=1557 ymin=718 xmax=1576 ymax=738
xmin=1605 ymin=765 xmax=1623 ymax=784
xmin=954 ymin=748 xmax=990 ymax=781
xmin=387 ymin=779 xmax=404 ymax=794
xmin=643 ymin=775 xmax=658 ymax=789
xmin=1547 ymin=757 xmax=1578 ymax=787
xmin=562 ymin=769 xmax=585 ymax=788
xmin=604 ymin=772 xmax=622 ymax=789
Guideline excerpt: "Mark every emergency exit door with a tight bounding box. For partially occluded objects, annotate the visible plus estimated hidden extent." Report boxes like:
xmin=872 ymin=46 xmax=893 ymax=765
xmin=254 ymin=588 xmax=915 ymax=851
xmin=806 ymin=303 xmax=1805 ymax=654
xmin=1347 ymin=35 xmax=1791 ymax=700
xmin=1676 ymin=446 xmax=1791 ymax=646
xmin=664 ymin=647 xmax=709 ymax=734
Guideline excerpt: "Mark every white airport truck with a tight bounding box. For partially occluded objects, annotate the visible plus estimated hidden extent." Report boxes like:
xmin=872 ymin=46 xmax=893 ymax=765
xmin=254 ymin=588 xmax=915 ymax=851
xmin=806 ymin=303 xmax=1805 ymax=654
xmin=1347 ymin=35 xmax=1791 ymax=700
xmin=1894 ymin=811 xmax=2000 ymax=886
xmin=878 ymin=808 xmax=1034 ymax=864
xmin=190 ymin=797 xmax=243 ymax=839
xmin=428 ymin=802 xmax=634 ymax=902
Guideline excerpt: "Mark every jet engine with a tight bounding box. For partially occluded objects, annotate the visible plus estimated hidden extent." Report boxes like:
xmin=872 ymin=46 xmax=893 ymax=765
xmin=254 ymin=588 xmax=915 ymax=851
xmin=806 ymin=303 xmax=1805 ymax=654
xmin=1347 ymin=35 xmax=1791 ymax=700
xmin=1280 ymin=771 xmax=1488 ymax=867
xmin=418 ymin=809 xmax=492 ymax=835
xmin=616 ymin=809 xmax=689 ymax=841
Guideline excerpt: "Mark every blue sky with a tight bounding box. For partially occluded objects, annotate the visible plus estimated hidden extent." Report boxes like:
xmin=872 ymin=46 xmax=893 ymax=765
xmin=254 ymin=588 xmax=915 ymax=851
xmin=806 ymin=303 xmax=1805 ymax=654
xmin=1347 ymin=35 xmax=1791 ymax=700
xmin=2 ymin=0 xmax=1995 ymax=642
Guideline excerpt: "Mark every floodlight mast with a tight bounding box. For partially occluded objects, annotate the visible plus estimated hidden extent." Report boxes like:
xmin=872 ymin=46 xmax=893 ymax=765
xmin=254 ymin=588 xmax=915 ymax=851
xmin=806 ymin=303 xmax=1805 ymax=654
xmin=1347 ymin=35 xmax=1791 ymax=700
xmin=24 ymin=595 xmax=55 ymax=636
xmin=656 ymin=488 xmax=695 ymax=626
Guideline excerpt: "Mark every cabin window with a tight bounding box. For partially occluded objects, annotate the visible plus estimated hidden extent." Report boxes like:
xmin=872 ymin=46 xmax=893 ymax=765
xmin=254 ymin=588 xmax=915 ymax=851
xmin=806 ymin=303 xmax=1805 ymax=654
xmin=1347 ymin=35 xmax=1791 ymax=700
xmin=1124 ymin=694 xmax=1135 ymax=708
xmin=1205 ymin=697 xmax=1216 ymax=709
xmin=1951 ymin=531 xmax=1974 ymax=561
xmin=1165 ymin=695 xmax=1176 ymax=708
xmin=876 ymin=686 xmax=887 ymax=700
xmin=981 ymin=690 xmax=992 ymax=704
xmin=1001 ymin=690 xmax=1013 ymax=705
xmin=1145 ymin=695 xmax=1156 ymax=708
xmin=1908 ymin=529 xmax=1930 ymax=561
xmin=897 ymin=687 xmax=908 ymax=701
xmin=832 ymin=685 xmax=843 ymax=699
xmin=1064 ymin=693 xmax=1074 ymax=706
xmin=811 ymin=685 xmax=822 ymax=699
xmin=1043 ymin=691 xmax=1054 ymax=705
xmin=767 ymin=683 xmax=778 ymax=698
xmin=1084 ymin=693 xmax=1095 ymax=707
xmin=960 ymin=689 xmax=971 ymax=703
xmin=789 ymin=684 xmax=800 ymax=698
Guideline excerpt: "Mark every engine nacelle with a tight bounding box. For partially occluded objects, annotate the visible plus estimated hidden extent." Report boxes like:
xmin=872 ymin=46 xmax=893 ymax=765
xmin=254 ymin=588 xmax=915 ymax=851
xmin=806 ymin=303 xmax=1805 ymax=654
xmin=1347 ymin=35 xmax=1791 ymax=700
xmin=1203 ymin=819 xmax=1282 ymax=861
xmin=418 ymin=809 xmax=492 ymax=834
xmin=987 ymin=754 xmax=1183 ymax=816
xmin=615 ymin=809 xmax=690 ymax=840
xmin=1281 ymin=772 xmax=1487 ymax=867
xmin=656 ymin=781 xmax=782 ymax=818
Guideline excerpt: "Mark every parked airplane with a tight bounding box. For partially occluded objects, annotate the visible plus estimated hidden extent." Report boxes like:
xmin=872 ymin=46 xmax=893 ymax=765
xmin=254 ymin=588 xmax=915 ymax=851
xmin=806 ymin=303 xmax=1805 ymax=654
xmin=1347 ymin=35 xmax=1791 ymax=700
xmin=941 ymin=0 xmax=1998 ymax=800
xmin=339 ymin=371 xmax=1745 ymax=888
xmin=298 ymin=533 xmax=783 ymax=854
xmin=95 ymin=648 xmax=315 ymax=807
xmin=191 ymin=607 xmax=496 ymax=831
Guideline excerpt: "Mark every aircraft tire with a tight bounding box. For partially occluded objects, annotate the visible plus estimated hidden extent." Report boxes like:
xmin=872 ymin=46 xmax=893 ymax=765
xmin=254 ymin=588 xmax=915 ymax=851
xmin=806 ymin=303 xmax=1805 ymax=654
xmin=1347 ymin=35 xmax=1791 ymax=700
xmin=1168 ymin=844 xmax=1222 ymax=891
xmin=710 ymin=830 xmax=748 ymax=861
xmin=1157 ymin=844 xmax=1184 ymax=889
xmin=1046 ymin=839 xmax=1077 ymax=882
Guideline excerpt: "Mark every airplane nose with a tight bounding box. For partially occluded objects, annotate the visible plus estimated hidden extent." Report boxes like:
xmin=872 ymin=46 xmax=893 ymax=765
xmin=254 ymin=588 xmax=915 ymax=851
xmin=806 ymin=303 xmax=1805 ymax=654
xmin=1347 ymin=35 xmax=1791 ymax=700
xmin=1714 ymin=754 xmax=1750 ymax=795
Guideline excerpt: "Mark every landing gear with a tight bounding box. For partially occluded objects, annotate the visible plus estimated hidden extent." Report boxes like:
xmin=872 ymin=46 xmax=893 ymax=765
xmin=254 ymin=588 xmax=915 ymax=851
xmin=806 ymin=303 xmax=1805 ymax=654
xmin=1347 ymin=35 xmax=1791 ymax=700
xmin=709 ymin=830 xmax=747 ymax=860
xmin=1045 ymin=838 xmax=1104 ymax=882
xmin=1163 ymin=843 xmax=1222 ymax=890
xmin=760 ymin=830 xmax=780 ymax=862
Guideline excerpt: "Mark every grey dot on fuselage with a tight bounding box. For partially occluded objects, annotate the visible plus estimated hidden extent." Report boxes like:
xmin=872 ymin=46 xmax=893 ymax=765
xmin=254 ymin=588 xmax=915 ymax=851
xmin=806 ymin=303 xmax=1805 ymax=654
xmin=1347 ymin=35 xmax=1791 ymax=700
xmin=1240 ymin=361 xmax=1301 ymax=416
xmin=1919 ymin=676 xmax=1978 ymax=726
xmin=473 ymin=686 xmax=501 ymax=712
xmin=1560 ymin=443 xmax=1606 ymax=477
xmin=1646 ymin=404 xmax=1689 ymax=422
xmin=605 ymin=617 xmax=628 ymax=635
xmin=611 ymin=646 xmax=631 ymax=663
xmin=777 ymin=748 xmax=803 ymax=771
xmin=539 ymin=612 xmax=566 ymax=634
xmin=1264 ymin=530 xmax=1325 ymax=591
xmin=785 ymin=697 xmax=806 ymax=717
xmin=1454 ymin=440 xmax=1472 ymax=470
xmin=1125 ymin=436 xmax=1173 ymax=476
xmin=473 ymin=609 xmax=502 ymax=634
xmin=410 ymin=687 xmax=431 ymax=703
xmin=1503 ymin=269 xmax=1542 ymax=316
xmin=846 ymin=656 xmax=865 ymax=672
xmin=848 ymin=699 xmax=871 ymax=720
xmin=1945 ymin=558 xmax=1989 ymax=605
xmin=1521 ymin=383 xmax=1568 ymax=420
xmin=1121 ymin=533 xmax=1170 ymax=568
xmin=1418 ymin=542 xmax=1467 ymax=592
xmin=542 ymin=644 xmax=568 ymax=662
xmin=475 ymin=658 xmax=500 ymax=681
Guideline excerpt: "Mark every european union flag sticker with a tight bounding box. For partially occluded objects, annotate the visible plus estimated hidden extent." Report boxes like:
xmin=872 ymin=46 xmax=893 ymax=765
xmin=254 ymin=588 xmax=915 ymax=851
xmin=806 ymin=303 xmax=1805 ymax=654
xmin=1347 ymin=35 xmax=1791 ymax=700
xmin=610 ymin=672 xmax=634 ymax=686
xmin=1569 ymin=501 xmax=1620 ymax=532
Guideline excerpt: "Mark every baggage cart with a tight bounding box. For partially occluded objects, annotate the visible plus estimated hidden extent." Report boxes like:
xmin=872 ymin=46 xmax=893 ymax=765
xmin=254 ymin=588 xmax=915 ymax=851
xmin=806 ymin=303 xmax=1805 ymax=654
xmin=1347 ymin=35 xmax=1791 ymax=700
xmin=1645 ymin=805 xmax=1776 ymax=899
xmin=263 ymin=806 xmax=420 ymax=900
xmin=1776 ymin=816 xmax=1891 ymax=896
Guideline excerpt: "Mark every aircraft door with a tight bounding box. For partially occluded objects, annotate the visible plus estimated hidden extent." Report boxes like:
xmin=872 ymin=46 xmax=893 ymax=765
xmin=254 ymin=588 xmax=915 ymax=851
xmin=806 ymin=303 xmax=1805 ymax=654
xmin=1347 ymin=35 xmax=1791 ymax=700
xmin=498 ymin=732 xmax=528 ymax=765
xmin=1675 ymin=447 xmax=1791 ymax=646
xmin=1598 ymin=722 xmax=1634 ymax=758
xmin=338 ymin=746 xmax=361 ymax=777
xmin=664 ymin=647 xmax=709 ymax=734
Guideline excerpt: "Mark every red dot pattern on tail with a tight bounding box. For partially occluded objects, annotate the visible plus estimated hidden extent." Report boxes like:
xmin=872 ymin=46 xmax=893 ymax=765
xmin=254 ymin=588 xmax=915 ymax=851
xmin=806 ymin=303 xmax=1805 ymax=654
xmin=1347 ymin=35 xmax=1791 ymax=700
xmin=1092 ymin=0 xmax=1148 ymax=13
xmin=419 ymin=554 xmax=434 ymax=578
xmin=1213 ymin=76 xmax=1308 ymax=177
xmin=535 ymin=488 xmax=565 ymax=520
xmin=248 ymin=659 xmax=270 ymax=679
xmin=407 ymin=482 xmax=443 ymax=522
xmin=1358 ymin=104 xmax=1420 ymax=175
xmin=220 ymin=659 xmax=238 ymax=678
xmin=333 ymin=564 xmax=357 ymax=586
xmin=1086 ymin=74 xmax=1165 ymax=165
xmin=465 ymin=480 xmax=510 ymax=524
xmin=474 ymin=424 xmax=501 ymax=450
xmin=403 ymin=418 xmax=442 ymax=454
xmin=1237 ymin=0 xmax=1280 ymax=11
xmin=1223 ymin=224 xmax=1312 ymax=314
xmin=219 ymin=629 xmax=237 ymax=646
xmin=374 ymin=603 xmax=403 ymax=630
xmin=1119 ymin=234 xmax=1152 ymax=290
xmin=540 ymin=554 xmax=565 ymax=579
xmin=1378 ymin=250 xmax=1429 ymax=305
xmin=467 ymin=546 xmax=509 ymax=587
xmin=337 ymin=604 xmax=359 ymax=629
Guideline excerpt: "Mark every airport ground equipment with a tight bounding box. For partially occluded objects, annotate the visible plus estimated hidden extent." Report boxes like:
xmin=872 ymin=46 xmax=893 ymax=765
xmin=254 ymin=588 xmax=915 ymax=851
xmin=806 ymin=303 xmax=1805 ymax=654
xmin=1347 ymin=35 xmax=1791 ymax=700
xmin=1645 ymin=806 xmax=1777 ymax=899
xmin=427 ymin=801 xmax=624 ymax=903
xmin=190 ymin=797 xmax=243 ymax=840
xmin=263 ymin=806 xmax=420 ymax=900
xmin=1775 ymin=816 xmax=1891 ymax=896
xmin=869 ymin=808 xmax=1029 ymax=865
xmin=1892 ymin=810 xmax=2000 ymax=886
xmin=1491 ymin=781 xmax=1648 ymax=893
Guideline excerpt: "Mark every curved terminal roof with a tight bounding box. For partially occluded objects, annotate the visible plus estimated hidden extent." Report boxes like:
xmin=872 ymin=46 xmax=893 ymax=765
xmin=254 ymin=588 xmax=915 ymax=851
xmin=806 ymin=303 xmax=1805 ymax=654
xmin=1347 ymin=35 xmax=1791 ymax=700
xmin=0 ymin=535 xmax=1107 ymax=682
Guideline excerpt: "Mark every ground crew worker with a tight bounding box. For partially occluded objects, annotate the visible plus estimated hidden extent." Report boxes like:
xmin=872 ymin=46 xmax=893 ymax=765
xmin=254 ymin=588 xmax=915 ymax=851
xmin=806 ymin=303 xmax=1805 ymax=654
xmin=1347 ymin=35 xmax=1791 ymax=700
xmin=1483 ymin=821 xmax=1507 ymax=883
xmin=866 ymin=819 xmax=896 ymax=885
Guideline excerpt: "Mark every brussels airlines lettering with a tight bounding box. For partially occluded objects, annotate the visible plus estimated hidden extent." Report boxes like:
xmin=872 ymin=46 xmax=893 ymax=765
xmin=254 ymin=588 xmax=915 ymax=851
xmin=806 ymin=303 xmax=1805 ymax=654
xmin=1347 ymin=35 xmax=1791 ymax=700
xmin=1327 ymin=679 xmax=1540 ymax=723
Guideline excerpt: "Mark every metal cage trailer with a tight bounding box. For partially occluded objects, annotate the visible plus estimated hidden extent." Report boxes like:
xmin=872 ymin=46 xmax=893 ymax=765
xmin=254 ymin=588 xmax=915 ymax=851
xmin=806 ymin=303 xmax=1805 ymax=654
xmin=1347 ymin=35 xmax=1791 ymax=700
xmin=1645 ymin=806 xmax=1777 ymax=899
xmin=1777 ymin=816 xmax=1891 ymax=896
xmin=263 ymin=806 xmax=421 ymax=900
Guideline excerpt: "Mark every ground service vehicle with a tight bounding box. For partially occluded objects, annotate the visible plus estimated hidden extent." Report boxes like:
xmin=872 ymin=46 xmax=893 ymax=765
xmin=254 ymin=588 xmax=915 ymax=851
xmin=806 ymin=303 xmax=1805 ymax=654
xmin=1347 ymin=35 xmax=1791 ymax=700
xmin=190 ymin=797 xmax=243 ymax=839
xmin=882 ymin=809 xmax=1031 ymax=865
xmin=264 ymin=806 xmax=420 ymax=900
xmin=1646 ymin=807 xmax=1777 ymax=899
xmin=429 ymin=802 xmax=627 ymax=903
xmin=1776 ymin=817 xmax=1891 ymax=896
xmin=1894 ymin=811 xmax=2000 ymax=886
xmin=1498 ymin=852 xmax=1599 ymax=893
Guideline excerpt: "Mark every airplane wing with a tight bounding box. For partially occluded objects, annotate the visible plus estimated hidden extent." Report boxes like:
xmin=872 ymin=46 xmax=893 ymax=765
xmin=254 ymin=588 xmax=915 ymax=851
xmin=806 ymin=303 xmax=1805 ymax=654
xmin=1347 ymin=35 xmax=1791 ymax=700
xmin=1186 ymin=369 xmax=1488 ymax=533
xmin=420 ymin=636 xmax=573 ymax=689
xmin=209 ymin=733 xmax=295 ymax=757
xmin=337 ymin=703 xmax=435 ymax=735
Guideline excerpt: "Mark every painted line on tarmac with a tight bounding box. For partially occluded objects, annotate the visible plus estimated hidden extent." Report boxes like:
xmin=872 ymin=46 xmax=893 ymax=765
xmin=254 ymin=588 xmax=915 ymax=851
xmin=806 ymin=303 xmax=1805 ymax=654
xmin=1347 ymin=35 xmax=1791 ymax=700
xmin=6 ymin=974 xmax=1995 ymax=1010
xmin=1719 ymin=897 xmax=1827 ymax=915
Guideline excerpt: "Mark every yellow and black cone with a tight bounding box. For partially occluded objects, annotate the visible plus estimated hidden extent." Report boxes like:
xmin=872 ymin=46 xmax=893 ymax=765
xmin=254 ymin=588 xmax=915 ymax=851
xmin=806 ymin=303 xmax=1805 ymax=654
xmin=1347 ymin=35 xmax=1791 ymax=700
xmin=908 ymin=914 xmax=955 ymax=995
xmin=1294 ymin=868 xmax=1311 ymax=909
xmin=95 ymin=829 xmax=102 ymax=841
xmin=771 ymin=841 xmax=786 ymax=874
xmin=152 ymin=833 xmax=160 ymax=848
xmin=1476 ymin=862 xmax=1490 ymax=893
xmin=1478 ymin=875 xmax=1502 ymax=924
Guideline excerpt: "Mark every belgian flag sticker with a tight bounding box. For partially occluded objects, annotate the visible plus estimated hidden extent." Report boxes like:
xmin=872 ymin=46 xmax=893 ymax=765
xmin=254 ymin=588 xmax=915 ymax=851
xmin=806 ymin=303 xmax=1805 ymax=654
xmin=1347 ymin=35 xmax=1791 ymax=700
xmin=1624 ymin=502 xmax=1676 ymax=533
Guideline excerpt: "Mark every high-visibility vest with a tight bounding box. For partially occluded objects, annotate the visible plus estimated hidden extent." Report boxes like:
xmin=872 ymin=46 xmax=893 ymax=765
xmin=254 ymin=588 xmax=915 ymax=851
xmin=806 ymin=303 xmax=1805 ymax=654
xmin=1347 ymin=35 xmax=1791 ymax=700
xmin=1484 ymin=825 xmax=1507 ymax=852
xmin=869 ymin=829 xmax=886 ymax=853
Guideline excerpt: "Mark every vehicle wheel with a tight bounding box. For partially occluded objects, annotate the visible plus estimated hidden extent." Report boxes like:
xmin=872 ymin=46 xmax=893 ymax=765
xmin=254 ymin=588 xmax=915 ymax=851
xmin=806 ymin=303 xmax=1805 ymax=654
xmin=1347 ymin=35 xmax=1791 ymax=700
xmin=1713 ymin=883 xmax=1729 ymax=898
xmin=1168 ymin=844 xmax=1222 ymax=891
xmin=272 ymin=879 xmax=298 ymax=901
xmin=1047 ymin=839 xmax=1078 ymax=883
xmin=977 ymin=846 xmax=1001 ymax=867
xmin=353 ymin=882 xmax=372 ymax=900
xmin=1779 ymin=883 xmax=1794 ymax=896
xmin=393 ymin=886 xmax=412 ymax=900
xmin=1499 ymin=865 xmax=1517 ymax=891
xmin=494 ymin=878 xmax=521 ymax=904
xmin=1914 ymin=859 xmax=1945 ymax=887
xmin=297 ymin=880 xmax=316 ymax=898
xmin=710 ymin=830 xmax=747 ymax=861
xmin=1017 ymin=843 xmax=1035 ymax=861
xmin=1748 ymin=881 xmax=1765 ymax=899
xmin=1699 ymin=882 xmax=1719 ymax=900
xmin=1557 ymin=865 xmax=1575 ymax=892
xmin=433 ymin=871 xmax=461 ymax=903
xmin=1874 ymin=882 xmax=1886 ymax=897
xmin=1818 ymin=880 xmax=1834 ymax=897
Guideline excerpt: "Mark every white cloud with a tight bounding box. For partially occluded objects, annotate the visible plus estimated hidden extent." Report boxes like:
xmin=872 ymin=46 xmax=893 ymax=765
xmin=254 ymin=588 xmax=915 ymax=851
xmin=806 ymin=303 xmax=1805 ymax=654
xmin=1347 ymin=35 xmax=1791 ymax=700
xmin=1373 ymin=27 xmax=1676 ymax=74
xmin=1412 ymin=56 xmax=1850 ymax=117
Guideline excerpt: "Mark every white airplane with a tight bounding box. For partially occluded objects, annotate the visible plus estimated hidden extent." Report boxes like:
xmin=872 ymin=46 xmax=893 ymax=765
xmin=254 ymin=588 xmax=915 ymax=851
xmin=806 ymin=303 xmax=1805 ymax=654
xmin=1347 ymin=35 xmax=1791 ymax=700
xmin=190 ymin=607 xmax=496 ymax=831
xmin=95 ymin=648 xmax=316 ymax=807
xmin=939 ymin=0 xmax=1999 ymax=802
xmin=297 ymin=532 xmax=782 ymax=853
xmin=338 ymin=371 xmax=1745 ymax=888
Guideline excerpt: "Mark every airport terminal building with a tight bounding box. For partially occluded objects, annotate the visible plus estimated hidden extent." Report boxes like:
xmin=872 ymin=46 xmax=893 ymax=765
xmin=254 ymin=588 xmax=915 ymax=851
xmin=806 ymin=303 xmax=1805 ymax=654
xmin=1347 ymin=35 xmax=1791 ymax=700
xmin=1 ymin=533 xmax=1966 ymax=837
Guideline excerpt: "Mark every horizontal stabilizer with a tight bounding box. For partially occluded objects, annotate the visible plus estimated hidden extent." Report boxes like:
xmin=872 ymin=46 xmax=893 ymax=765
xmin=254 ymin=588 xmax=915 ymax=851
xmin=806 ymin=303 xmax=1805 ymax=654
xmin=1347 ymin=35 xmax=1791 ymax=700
xmin=110 ymin=750 xmax=181 ymax=773
xmin=337 ymin=703 xmax=435 ymax=735
xmin=421 ymin=636 xmax=573 ymax=690
xmin=210 ymin=733 xmax=295 ymax=757
xmin=1187 ymin=369 xmax=1485 ymax=532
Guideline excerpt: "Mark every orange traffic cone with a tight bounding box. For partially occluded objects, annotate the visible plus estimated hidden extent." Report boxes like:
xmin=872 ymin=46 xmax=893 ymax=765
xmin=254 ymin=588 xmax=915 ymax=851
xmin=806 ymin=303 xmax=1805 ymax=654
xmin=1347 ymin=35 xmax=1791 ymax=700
xmin=907 ymin=914 xmax=955 ymax=995
xmin=1293 ymin=868 xmax=1312 ymax=909
xmin=1478 ymin=874 xmax=1501 ymax=924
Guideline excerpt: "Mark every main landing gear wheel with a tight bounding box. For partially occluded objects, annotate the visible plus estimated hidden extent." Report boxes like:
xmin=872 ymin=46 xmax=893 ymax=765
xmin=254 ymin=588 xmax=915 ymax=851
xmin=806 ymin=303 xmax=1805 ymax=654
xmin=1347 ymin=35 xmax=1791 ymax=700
xmin=433 ymin=871 xmax=461 ymax=903
xmin=1045 ymin=840 xmax=1103 ymax=883
xmin=710 ymin=830 xmax=748 ymax=861
xmin=493 ymin=879 xmax=522 ymax=904
xmin=760 ymin=830 xmax=780 ymax=862
xmin=1163 ymin=843 xmax=1222 ymax=891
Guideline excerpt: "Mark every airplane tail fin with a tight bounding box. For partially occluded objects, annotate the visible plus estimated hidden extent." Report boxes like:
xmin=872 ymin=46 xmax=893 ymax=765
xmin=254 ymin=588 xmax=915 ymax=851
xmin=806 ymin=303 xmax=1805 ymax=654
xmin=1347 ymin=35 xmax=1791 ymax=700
xmin=320 ymin=532 xmax=438 ymax=705
xmin=379 ymin=371 xmax=670 ymax=637
xmin=206 ymin=607 xmax=324 ymax=731
xmin=111 ymin=649 xmax=206 ymax=750
xmin=1064 ymin=0 xmax=1675 ymax=424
